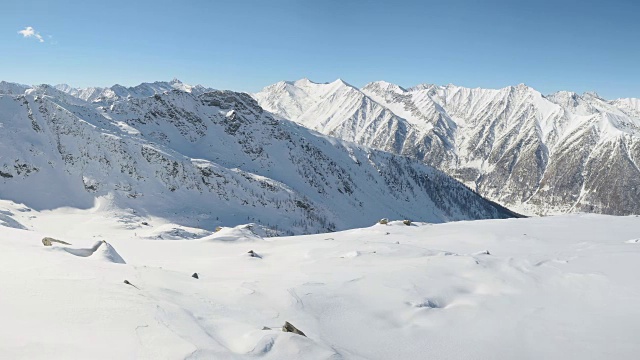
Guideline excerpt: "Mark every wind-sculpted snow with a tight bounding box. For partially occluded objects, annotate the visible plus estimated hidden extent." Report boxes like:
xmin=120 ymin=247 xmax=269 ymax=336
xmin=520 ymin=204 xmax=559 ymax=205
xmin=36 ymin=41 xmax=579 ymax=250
xmin=256 ymin=79 xmax=640 ymax=215
xmin=0 ymin=82 xmax=515 ymax=235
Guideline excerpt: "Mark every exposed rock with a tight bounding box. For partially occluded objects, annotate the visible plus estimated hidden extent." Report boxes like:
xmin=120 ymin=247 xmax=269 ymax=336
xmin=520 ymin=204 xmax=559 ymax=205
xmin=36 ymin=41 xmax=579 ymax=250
xmin=123 ymin=280 xmax=139 ymax=289
xmin=282 ymin=321 xmax=306 ymax=337
xmin=42 ymin=237 xmax=72 ymax=246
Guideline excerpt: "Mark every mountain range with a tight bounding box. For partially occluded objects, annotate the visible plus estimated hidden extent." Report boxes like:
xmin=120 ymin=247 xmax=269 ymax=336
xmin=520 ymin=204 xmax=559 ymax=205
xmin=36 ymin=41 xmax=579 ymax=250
xmin=0 ymin=80 xmax=516 ymax=235
xmin=255 ymin=79 xmax=640 ymax=215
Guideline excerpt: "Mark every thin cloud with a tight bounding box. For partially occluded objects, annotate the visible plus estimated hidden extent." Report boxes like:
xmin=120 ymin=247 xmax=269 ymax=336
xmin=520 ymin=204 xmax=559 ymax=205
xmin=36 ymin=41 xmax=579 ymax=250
xmin=18 ymin=26 xmax=44 ymax=43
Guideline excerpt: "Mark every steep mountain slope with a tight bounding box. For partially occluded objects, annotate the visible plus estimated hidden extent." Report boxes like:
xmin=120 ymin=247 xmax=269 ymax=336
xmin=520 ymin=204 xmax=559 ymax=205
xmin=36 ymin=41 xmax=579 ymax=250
xmin=255 ymin=79 xmax=457 ymax=169
xmin=255 ymin=79 xmax=640 ymax=215
xmin=0 ymin=83 xmax=515 ymax=235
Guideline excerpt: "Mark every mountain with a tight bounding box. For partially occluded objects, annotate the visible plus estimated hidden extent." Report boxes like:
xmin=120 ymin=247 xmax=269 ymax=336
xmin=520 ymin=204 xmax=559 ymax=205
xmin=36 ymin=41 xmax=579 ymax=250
xmin=53 ymin=78 xmax=214 ymax=103
xmin=254 ymin=79 xmax=640 ymax=216
xmin=0 ymin=81 xmax=516 ymax=235
xmin=0 ymin=81 xmax=29 ymax=95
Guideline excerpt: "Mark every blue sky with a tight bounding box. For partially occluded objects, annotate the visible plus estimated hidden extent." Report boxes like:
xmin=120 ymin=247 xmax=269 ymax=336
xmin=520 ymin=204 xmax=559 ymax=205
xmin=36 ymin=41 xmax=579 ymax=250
xmin=2 ymin=0 xmax=638 ymax=98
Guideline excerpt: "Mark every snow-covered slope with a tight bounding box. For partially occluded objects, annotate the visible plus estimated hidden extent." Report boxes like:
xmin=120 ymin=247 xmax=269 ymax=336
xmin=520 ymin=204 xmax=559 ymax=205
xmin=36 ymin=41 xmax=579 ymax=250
xmin=1 ymin=212 xmax=639 ymax=359
xmin=612 ymin=97 xmax=640 ymax=118
xmin=255 ymin=79 xmax=640 ymax=215
xmin=0 ymin=81 xmax=515 ymax=235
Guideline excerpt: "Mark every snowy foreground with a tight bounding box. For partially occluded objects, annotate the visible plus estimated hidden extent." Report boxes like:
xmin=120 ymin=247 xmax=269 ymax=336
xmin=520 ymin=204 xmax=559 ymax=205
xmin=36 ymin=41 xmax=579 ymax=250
xmin=1 ymin=212 xmax=640 ymax=359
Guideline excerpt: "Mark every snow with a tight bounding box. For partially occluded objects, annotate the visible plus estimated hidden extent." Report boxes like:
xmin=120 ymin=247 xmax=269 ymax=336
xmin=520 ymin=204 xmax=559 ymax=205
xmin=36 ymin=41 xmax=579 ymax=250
xmin=53 ymin=240 xmax=127 ymax=264
xmin=1 ymin=211 xmax=639 ymax=359
xmin=255 ymin=79 xmax=640 ymax=216
xmin=51 ymin=79 xmax=214 ymax=104
xmin=202 ymin=224 xmax=264 ymax=242
xmin=0 ymin=86 xmax=514 ymax=236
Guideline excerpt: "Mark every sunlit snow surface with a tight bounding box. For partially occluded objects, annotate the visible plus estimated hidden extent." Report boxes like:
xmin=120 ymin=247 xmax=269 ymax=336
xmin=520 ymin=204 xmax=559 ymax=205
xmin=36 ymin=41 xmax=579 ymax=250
xmin=1 ymin=203 xmax=639 ymax=359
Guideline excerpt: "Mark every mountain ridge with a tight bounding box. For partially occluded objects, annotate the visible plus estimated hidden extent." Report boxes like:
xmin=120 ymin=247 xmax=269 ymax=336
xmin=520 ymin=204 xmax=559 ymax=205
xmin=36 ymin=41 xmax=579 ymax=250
xmin=255 ymin=78 xmax=640 ymax=216
xmin=0 ymin=80 xmax=517 ymax=235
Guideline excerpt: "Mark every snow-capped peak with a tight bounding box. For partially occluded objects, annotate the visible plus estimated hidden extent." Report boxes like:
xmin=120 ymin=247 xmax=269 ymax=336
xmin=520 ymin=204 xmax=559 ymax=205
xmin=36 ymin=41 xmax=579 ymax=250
xmin=45 ymin=79 xmax=215 ymax=103
xmin=254 ymin=78 xmax=640 ymax=217
xmin=363 ymin=81 xmax=407 ymax=94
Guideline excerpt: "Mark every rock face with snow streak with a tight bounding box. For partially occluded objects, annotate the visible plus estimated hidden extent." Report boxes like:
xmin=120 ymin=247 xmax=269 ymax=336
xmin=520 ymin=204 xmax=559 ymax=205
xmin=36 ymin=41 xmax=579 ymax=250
xmin=255 ymin=79 xmax=640 ymax=215
xmin=0 ymin=81 xmax=515 ymax=235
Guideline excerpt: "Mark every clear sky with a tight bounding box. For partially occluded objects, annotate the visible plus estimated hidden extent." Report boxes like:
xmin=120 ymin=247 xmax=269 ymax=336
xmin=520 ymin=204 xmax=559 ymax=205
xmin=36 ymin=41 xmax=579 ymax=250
xmin=2 ymin=0 xmax=638 ymax=99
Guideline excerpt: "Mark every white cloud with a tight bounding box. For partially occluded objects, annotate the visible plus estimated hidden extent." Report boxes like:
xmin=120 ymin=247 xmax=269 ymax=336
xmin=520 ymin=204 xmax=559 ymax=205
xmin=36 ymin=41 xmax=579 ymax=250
xmin=18 ymin=26 xmax=44 ymax=43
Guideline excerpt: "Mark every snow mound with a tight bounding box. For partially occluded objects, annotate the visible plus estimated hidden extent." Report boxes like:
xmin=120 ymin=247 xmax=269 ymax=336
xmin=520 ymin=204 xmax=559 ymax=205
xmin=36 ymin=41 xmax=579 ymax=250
xmin=200 ymin=224 xmax=264 ymax=242
xmin=144 ymin=224 xmax=212 ymax=240
xmin=91 ymin=241 xmax=126 ymax=264
xmin=625 ymin=238 xmax=640 ymax=244
xmin=249 ymin=333 xmax=338 ymax=358
xmin=58 ymin=241 xmax=126 ymax=264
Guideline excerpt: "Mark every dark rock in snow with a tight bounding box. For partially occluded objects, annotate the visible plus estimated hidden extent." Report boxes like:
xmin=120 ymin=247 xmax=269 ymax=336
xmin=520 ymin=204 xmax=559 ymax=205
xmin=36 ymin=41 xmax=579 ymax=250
xmin=282 ymin=321 xmax=306 ymax=337
xmin=41 ymin=237 xmax=72 ymax=246
xmin=123 ymin=280 xmax=139 ymax=289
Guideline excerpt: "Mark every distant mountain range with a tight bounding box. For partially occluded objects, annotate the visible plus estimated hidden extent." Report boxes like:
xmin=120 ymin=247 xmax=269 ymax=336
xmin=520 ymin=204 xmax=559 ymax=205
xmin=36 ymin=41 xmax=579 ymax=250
xmin=0 ymin=80 xmax=516 ymax=235
xmin=255 ymin=79 xmax=640 ymax=215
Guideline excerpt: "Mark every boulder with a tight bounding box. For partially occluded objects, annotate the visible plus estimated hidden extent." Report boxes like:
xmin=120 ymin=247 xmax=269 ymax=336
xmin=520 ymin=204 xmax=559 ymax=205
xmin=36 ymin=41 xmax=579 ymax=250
xmin=282 ymin=321 xmax=306 ymax=337
xmin=42 ymin=237 xmax=72 ymax=246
